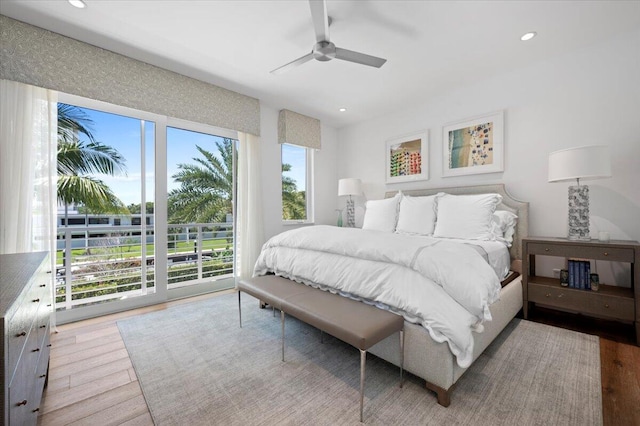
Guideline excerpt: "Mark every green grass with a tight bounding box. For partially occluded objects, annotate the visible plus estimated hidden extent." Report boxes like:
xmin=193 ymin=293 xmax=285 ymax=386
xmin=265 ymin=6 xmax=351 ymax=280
xmin=56 ymin=238 xmax=231 ymax=265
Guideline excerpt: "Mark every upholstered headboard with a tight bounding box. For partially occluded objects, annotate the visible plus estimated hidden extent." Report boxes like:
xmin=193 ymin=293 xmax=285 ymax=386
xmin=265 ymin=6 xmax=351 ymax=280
xmin=384 ymin=184 xmax=529 ymax=261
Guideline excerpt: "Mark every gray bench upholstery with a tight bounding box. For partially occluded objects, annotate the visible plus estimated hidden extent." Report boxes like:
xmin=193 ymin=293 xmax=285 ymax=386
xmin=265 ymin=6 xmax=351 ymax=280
xmin=237 ymin=275 xmax=404 ymax=423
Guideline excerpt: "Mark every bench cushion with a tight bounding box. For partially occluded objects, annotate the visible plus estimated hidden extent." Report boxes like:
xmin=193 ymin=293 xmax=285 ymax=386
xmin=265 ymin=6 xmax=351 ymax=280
xmin=284 ymin=290 xmax=404 ymax=351
xmin=238 ymin=276 xmax=404 ymax=351
xmin=238 ymin=275 xmax=314 ymax=310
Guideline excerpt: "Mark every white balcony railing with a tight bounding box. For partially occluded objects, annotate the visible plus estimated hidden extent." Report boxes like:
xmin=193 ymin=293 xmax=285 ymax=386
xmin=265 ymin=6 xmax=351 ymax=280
xmin=55 ymin=222 xmax=234 ymax=310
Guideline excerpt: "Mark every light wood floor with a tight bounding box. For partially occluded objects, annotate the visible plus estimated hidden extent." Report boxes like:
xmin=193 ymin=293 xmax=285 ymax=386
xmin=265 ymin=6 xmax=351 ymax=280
xmin=38 ymin=292 xmax=640 ymax=426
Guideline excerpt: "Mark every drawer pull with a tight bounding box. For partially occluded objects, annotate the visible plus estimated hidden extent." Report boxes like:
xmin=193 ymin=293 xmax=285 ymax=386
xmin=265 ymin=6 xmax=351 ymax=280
xmin=557 ymin=294 xmax=564 ymax=298
xmin=46 ymin=270 xmax=52 ymax=274
xmin=40 ymin=325 xmax=46 ymax=329
xmin=545 ymin=293 xmax=551 ymax=297
xmin=604 ymin=304 xmax=610 ymax=308
xmin=32 ymin=348 xmax=40 ymax=352
xmin=39 ymin=374 xmax=46 ymax=378
xmin=544 ymin=248 xmax=551 ymax=252
xmin=32 ymin=298 xmax=40 ymax=303
xmin=16 ymin=400 xmax=27 ymax=406
xmin=47 ymin=343 xmax=52 ymax=347
xmin=32 ymin=408 xmax=40 ymax=413
xmin=47 ymin=304 xmax=52 ymax=307
xmin=16 ymin=331 xmax=26 ymax=337
xmin=39 ymin=284 xmax=46 ymax=287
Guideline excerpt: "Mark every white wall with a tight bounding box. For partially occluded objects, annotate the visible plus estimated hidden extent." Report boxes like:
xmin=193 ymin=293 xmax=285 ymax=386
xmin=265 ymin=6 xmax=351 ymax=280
xmin=337 ymin=29 xmax=640 ymax=283
xmin=259 ymin=104 xmax=339 ymax=240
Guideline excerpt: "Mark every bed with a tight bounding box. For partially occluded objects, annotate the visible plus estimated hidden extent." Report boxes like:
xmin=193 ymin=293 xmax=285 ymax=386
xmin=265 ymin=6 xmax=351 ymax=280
xmin=254 ymin=184 xmax=528 ymax=406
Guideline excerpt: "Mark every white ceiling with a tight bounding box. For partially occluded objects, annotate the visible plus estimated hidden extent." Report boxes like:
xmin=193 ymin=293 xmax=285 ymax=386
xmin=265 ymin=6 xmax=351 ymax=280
xmin=2 ymin=0 xmax=639 ymax=128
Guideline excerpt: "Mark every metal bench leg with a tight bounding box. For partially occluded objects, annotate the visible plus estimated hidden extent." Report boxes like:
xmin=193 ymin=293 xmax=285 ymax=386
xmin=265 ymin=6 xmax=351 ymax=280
xmin=400 ymin=329 xmax=404 ymax=388
xmin=281 ymin=310 xmax=285 ymax=362
xmin=360 ymin=349 xmax=366 ymax=423
xmin=238 ymin=291 xmax=242 ymax=328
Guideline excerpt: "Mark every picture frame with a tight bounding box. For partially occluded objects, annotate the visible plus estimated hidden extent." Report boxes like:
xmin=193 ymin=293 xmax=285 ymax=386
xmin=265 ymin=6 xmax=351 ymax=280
xmin=442 ymin=110 xmax=504 ymax=177
xmin=385 ymin=131 xmax=429 ymax=184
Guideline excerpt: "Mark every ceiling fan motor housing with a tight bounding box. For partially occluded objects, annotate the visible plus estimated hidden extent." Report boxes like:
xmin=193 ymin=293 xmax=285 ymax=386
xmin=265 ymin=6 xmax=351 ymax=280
xmin=313 ymin=41 xmax=336 ymax=61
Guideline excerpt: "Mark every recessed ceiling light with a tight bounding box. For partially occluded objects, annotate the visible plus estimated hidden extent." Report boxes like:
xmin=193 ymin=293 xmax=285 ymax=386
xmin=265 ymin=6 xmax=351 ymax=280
xmin=68 ymin=0 xmax=86 ymax=8
xmin=520 ymin=32 xmax=537 ymax=41
xmin=339 ymin=108 xmax=347 ymax=112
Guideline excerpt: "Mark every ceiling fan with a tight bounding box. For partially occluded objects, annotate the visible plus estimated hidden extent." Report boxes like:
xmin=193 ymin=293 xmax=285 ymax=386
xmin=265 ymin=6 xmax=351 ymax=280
xmin=270 ymin=0 xmax=387 ymax=74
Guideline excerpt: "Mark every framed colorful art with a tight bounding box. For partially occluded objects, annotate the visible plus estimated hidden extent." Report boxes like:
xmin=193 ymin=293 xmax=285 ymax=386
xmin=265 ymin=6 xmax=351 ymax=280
xmin=385 ymin=131 xmax=429 ymax=184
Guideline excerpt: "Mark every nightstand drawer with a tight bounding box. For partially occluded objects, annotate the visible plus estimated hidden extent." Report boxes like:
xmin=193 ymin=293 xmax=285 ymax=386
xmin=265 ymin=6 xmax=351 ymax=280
xmin=529 ymin=283 xmax=635 ymax=321
xmin=526 ymin=243 xmax=634 ymax=262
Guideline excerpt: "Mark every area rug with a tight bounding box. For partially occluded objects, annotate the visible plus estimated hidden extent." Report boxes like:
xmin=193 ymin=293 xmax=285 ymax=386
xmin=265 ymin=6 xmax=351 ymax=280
xmin=117 ymin=293 xmax=602 ymax=425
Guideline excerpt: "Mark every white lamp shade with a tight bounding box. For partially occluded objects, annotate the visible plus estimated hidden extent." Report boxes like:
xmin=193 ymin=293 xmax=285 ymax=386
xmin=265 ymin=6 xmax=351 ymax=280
xmin=338 ymin=178 xmax=362 ymax=196
xmin=548 ymin=145 xmax=612 ymax=183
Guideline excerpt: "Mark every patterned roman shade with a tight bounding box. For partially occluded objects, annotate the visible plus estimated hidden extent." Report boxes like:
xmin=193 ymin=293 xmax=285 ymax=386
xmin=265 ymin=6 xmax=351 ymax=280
xmin=278 ymin=109 xmax=321 ymax=149
xmin=0 ymin=16 xmax=260 ymax=136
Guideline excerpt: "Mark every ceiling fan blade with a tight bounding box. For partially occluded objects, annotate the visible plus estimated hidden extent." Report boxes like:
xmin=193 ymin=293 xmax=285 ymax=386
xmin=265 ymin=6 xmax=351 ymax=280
xmin=270 ymin=52 xmax=314 ymax=75
xmin=335 ymin=47 xmax=387 ymax=68
xmin=309 ymin=0 xmax=330 ymax=42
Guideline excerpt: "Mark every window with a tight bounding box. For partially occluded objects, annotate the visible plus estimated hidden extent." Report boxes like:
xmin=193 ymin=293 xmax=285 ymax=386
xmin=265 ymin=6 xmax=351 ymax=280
xmin=282 ymin=144 xmax=313 ymax=222
xmin=88 ymin=217 xmax=109 ymax=225
xmin=166 ymin=125 xmax=237 ymax=288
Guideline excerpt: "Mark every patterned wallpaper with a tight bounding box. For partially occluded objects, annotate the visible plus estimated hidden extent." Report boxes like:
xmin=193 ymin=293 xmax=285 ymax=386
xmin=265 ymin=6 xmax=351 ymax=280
xmin=278 ymin=109 xmax=321 ymax=150
xmin=0 ymin=15 xmax=260 ymax=136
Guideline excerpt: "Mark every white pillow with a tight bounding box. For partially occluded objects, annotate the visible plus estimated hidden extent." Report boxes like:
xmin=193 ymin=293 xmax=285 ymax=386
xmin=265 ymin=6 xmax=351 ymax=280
xmin=491 ymin=210 xmax=518 ymax=246
xmin=396 ymin=193 xmax=442 ymax=235
xmin=433 ymin=193 xmax=502 ymax=240
xmin=362 ymin=193 xmax=401 ymax=232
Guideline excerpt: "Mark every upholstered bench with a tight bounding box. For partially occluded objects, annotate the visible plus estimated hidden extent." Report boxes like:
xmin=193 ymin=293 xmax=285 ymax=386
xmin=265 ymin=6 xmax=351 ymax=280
xmin=237 ymin=275 xmax=405 ymax=423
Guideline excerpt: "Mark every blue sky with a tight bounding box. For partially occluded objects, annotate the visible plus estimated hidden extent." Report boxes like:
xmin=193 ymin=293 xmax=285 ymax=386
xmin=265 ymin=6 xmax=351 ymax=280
xmin=65 ymin=104 xmax=305 ymax=206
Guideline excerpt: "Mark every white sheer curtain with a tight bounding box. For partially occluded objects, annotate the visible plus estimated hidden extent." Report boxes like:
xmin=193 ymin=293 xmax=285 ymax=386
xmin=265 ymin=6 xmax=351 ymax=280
xmin=237 ymin=132 xmax=265 ymax=279
xmin=0 ymin=79 xmax=57 ymax=255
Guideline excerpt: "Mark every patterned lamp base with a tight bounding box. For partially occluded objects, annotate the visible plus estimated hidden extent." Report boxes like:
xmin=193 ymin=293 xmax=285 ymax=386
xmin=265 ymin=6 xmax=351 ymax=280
xmin=568 ymin=185 xmax=590 ymax=241
xmin=346 ymin=196 xmax=356 ymax=228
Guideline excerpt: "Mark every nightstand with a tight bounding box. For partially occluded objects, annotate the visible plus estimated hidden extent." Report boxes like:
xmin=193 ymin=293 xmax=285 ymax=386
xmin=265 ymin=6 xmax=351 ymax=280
xmin=522 ymin=237 xmax=639 ymax=344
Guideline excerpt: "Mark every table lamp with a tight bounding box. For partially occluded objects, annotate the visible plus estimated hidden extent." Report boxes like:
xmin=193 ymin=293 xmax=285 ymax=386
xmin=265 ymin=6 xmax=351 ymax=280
xmin=338 ymin=178 xmax=362 ymax=227
xmin=548 ymin=145 xmax=611 ymax=240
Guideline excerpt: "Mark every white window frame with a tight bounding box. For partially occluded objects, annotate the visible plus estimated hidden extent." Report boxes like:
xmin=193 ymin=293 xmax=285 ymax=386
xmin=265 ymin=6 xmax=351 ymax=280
xmin=281 ymin=144 xmax=314 ymax=225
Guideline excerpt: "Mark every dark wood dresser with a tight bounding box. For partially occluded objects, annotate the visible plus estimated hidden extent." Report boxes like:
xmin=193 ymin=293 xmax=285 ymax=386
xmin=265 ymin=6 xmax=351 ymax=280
xmin=523 ymin=237 xmax=639 ymax=344
xmin=1 ymin=252 xmax=52 ymax=425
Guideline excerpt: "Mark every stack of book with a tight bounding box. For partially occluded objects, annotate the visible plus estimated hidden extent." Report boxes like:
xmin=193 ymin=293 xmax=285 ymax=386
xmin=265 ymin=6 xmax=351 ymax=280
xmin=568 ymin=259 xmax=591 ymax=289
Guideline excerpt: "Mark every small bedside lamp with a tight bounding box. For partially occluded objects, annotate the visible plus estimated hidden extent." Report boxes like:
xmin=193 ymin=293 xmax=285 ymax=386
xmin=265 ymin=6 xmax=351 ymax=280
xmin=338 ymin=178 xmax=362 ymax=227
xmin=548 ymin=145 xmax=611 ymax=240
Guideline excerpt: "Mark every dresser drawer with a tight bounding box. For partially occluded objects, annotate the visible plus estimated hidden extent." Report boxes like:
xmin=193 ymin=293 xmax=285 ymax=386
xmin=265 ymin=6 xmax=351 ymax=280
xmin=529 ymin=283 xmax=635 ymax=321
xmin=36 ymin=298 xmax=52 ymax=347
xmin=6 ymin=295 xmax=40 ymax=380
xmin=526 ymin=243 xmax=634 ymax=262
xmin=8 ymin=338 xmax=41 ymax=426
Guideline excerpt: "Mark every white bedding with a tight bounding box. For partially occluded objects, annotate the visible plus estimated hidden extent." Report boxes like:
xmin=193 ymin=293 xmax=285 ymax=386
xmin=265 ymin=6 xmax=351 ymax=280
xmin=253 ymin=225 xmax=504 ymax=368
xmin=431 ymin=237 xmax=511 ymax=280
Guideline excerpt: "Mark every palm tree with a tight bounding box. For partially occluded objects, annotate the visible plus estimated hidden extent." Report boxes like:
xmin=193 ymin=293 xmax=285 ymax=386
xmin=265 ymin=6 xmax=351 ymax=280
xmin=282 ymin=163 xmax=306 ymax=220
xmin=168 ymin=139 xmax=235 ymax=224
xmin=57 ymin=104 xmax=128 ymax=216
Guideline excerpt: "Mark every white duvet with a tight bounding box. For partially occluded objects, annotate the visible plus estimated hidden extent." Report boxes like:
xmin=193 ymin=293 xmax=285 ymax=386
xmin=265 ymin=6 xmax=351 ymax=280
xmin=253 ymin=225 xmax=502 ymax=368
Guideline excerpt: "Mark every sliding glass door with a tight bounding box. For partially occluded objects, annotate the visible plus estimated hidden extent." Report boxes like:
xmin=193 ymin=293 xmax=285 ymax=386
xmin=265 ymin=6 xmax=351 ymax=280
xmin=56 ymin=94 xmax=237 ymax=322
